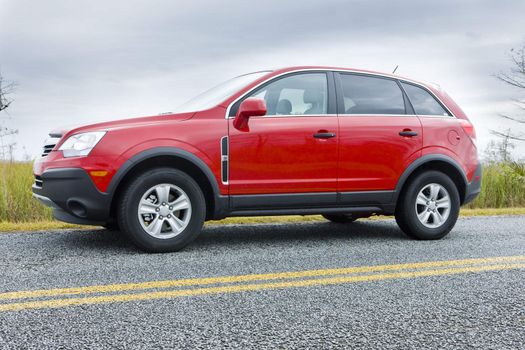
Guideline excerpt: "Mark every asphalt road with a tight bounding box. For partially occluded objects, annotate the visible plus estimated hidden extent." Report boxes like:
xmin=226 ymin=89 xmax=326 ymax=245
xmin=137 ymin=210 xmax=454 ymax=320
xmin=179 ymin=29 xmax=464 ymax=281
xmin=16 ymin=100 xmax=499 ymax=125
xmin=0 ymin=215 xmax=524 ymax=349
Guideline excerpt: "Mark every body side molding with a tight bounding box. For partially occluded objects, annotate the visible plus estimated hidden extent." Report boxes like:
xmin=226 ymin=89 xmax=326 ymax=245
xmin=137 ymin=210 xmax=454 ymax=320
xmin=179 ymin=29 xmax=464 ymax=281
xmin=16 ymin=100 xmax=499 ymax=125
xmin=230 ymin=190 xmax=394 ymax=213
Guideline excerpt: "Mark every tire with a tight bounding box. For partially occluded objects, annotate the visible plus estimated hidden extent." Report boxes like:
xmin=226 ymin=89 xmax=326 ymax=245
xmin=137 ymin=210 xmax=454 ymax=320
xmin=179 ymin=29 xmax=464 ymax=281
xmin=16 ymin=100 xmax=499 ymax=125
xmin=117 ymin=167 xmax=206 ymax=253
xmin=395 ymin=170 xmax=460 ymax=240
xmin=322 ymin=214 xmax=358 ymax=223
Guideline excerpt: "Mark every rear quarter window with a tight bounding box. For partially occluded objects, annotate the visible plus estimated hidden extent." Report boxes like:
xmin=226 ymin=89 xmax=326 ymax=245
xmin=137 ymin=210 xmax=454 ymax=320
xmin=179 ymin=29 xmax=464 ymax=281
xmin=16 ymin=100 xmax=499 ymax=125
xmin=401 ymin=82 xmax=451 ymax=116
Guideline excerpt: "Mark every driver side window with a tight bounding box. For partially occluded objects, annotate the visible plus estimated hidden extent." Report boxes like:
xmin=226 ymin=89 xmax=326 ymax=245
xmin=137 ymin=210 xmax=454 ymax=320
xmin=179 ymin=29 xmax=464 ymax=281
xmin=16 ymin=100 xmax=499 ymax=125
xmin=231 ymin=73 xmax=328 ymax=116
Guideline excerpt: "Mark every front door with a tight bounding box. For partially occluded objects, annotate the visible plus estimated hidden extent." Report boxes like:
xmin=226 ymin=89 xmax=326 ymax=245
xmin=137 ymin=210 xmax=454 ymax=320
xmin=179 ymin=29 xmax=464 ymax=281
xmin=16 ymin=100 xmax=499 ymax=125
xmin=228 ymin=72 xmax=338 ymax=201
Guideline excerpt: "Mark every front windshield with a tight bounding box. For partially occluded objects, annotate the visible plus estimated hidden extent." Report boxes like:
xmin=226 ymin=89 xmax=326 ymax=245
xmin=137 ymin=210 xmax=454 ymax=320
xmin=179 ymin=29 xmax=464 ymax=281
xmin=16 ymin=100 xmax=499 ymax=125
xmin=175 ymin=71 xmax=271 ymax=113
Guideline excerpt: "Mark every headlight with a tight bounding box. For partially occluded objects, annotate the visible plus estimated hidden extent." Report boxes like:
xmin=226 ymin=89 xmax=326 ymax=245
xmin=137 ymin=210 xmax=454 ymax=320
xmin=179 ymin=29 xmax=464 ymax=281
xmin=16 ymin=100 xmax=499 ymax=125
xmin=59 ymin=131 xmax=106 ymax=158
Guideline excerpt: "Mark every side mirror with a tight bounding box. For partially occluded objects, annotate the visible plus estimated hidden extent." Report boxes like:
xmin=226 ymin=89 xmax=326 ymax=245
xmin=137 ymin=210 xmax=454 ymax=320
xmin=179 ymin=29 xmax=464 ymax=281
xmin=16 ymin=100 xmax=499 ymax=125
xmin=233 ymin=97 xmax=267 ymax=131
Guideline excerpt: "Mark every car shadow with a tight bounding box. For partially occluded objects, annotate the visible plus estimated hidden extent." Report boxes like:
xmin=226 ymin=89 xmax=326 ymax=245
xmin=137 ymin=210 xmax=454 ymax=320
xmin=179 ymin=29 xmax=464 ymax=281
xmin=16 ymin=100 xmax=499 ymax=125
xmin=53 ymin=228 xmax=139 ymax=254
xmin=54 ymin=220 xmax=408 ymax=253
xmin=183 ymin=220 xmax=409 ymax=252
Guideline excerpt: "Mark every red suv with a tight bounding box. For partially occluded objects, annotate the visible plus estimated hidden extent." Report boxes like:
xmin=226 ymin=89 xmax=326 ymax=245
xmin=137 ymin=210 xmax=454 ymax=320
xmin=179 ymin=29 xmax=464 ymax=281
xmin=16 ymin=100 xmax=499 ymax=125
xmin=33 ymin=66 xmax=481 ymax=252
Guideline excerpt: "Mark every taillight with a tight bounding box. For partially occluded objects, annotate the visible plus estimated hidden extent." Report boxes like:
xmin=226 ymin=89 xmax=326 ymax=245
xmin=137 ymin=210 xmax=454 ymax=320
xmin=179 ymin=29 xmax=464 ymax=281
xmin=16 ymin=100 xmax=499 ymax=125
xmin=459 ymin=119 xmax=477 ymax=147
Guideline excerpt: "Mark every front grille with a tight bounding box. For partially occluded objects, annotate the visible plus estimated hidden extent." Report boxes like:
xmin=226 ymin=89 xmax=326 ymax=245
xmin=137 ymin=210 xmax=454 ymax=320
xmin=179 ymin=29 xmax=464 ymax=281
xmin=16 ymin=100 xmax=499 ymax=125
xmin=34 ymin=175 xmax=43 ymax=188
xmin=41 ymin=144 xmax=56 ymax=157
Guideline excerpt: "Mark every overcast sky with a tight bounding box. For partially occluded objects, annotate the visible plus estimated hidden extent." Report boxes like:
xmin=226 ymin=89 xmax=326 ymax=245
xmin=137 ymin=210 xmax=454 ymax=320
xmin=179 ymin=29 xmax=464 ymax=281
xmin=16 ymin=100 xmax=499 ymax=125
xmin=1 ymin=0 xmax=524 ymax=159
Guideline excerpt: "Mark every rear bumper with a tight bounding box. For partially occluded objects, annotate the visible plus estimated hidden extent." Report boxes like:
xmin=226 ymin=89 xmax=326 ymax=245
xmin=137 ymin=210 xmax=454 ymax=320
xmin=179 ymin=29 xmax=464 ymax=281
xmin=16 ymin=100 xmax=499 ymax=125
xmin=32 ymin=168 xmax=111 ymax=225
xmin=463 ymin=163 xmax=482 ymax=205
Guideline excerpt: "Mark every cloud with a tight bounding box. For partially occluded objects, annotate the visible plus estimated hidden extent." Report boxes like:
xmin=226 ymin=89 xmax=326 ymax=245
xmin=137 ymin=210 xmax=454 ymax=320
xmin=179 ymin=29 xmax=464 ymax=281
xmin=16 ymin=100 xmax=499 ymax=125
xmin=0 ymin=0 xmax=524 ymax=159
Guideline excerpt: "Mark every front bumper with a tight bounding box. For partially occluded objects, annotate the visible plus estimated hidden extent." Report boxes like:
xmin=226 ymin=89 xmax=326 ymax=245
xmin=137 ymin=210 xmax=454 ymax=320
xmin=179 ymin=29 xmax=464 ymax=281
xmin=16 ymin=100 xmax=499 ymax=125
xmin=32 ymin=168 xmax=111 ymax=225
xmin=463 ymin=163 xmax=482 ymax=205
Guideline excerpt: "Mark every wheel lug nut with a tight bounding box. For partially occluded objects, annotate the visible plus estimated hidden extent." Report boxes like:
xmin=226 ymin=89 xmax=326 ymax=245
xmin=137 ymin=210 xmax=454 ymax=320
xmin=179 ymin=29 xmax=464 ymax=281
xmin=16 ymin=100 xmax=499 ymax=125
xmin=162 ymin=202 xmax=166 ymax=206
xmin=167 ymin=215 xmax=171 ymax=218
xmin=155 ymin=208 xmax=160 ymax=212
xmin=159 ymin=215 xmax=163 ymax=219
xmin=169 ymin=206 xmax=173 ymax=210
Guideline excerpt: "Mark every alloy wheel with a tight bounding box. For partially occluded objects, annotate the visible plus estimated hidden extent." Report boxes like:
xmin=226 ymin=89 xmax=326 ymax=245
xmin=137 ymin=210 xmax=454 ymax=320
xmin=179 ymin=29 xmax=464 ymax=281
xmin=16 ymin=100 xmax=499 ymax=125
xmin=137 ymin=183 xmax=192 ymax=239
xmin=414 ymin=183 xmax=451 ymax=228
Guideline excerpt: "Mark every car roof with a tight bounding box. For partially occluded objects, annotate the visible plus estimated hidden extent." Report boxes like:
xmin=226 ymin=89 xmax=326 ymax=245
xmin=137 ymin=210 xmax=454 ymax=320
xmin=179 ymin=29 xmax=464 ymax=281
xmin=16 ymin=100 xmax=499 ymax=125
xmin=261 ymin=65 xmax=438 ymax=90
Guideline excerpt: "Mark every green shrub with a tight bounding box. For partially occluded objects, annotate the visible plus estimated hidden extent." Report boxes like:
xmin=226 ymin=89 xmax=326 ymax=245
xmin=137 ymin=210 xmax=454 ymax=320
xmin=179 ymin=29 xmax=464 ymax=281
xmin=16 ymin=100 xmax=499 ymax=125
xmin=0 ymin=162 xmax=52 ymax=222
xmin=466 ymin=162 xmax=525 ymax=208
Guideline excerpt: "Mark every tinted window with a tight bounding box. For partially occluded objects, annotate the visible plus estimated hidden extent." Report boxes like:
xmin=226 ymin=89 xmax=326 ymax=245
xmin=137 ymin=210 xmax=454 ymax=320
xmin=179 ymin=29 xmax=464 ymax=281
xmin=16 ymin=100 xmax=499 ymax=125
xmin=339 ymin=74 xmax=405 ymax=115
xmin=232 ymin=73 xmax=328 ymax=116
xmin=401 ymin=82 xmax=451 ymax=116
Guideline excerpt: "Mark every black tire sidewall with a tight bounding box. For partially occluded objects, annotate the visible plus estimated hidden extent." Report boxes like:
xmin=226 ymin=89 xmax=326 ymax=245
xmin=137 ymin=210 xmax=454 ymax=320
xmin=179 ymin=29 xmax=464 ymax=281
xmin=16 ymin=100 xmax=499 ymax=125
xmin=118 ymin=168 xmax=205 ymax=252
xmin=398 ymin=171 xmax=460 ymax=240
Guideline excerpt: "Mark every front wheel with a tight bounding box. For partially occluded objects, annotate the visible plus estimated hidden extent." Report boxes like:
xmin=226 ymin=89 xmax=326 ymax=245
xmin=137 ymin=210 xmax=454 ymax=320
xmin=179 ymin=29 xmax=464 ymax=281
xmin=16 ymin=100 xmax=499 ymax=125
xmin=117 ymin=168 xmax=206 ymax=253
xmin=395 ymin=170 xmax=460 ymax=240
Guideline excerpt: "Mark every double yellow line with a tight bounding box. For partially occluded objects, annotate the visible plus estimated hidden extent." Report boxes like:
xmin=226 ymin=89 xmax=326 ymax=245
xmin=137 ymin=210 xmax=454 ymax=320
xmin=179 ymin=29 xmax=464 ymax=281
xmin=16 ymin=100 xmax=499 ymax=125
xmin=1 ymin=256 xmax=524 ymax=312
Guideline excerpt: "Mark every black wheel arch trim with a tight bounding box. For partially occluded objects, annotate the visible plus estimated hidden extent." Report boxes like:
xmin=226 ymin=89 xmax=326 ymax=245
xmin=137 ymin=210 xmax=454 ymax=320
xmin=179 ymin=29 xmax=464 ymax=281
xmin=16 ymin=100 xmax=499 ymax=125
xmin=106 ymin=147 xmax=228 ymax=219
xmin=393 ymin=154 xmax=469 ymax=203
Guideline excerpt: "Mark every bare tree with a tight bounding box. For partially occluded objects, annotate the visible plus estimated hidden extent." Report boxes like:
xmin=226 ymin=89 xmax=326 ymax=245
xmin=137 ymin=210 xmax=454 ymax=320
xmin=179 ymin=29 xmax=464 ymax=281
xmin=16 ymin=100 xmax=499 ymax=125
xmin=0 ymin=72 xmax=16 ymax=113
xmin=493 ymin=45 xmax=525 ymax=141
xmin=0 ymin=71 xmax=17 ymax=213
xmin=483 ymin=130 xmax=515 ymax=163
xmin=0 ymin=71 xmax=18 ymax=162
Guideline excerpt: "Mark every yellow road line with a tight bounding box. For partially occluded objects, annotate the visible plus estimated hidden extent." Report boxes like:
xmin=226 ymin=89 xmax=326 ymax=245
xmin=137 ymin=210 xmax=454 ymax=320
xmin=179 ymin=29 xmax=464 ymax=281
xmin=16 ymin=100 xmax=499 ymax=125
xmin=0 ymin=263 xmax=523 ymax=312
xmin=1 ymin=255 xmax=524 ymax=301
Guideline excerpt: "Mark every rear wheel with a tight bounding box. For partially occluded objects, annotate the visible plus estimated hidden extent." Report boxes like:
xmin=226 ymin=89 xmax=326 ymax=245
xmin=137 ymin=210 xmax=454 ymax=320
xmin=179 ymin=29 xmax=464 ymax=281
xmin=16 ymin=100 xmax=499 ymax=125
xmin=322 ymin=214 xmax=358 ymax=223
xmin=395 ymin=170 xmax=460 ymax=240
xmin=117 ymin=168 xmax=206 ymax=252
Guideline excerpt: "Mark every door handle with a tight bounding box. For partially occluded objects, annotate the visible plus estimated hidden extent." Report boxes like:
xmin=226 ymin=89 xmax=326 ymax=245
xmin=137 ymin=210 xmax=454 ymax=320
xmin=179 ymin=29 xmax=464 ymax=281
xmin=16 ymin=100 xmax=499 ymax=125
xmin=399 ymin=130 xmax=418 ymax=137
xmin=313 ymin=132 xmax=336 ymax=139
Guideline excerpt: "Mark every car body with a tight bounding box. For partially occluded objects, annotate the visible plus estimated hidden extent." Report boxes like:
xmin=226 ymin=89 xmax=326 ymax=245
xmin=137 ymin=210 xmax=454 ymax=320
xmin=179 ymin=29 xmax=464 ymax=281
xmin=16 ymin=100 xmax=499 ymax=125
xmin=33 ymin=66 xmax=481 ymax=252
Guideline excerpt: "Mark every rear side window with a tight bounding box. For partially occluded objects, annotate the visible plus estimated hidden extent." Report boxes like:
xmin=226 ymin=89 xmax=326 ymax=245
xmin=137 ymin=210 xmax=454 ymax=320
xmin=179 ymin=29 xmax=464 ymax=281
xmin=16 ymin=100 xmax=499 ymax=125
xmin=401 ymin=82 xmax=451 ymax=116
xmin=339 ymin=74 xmax=405 ymax=115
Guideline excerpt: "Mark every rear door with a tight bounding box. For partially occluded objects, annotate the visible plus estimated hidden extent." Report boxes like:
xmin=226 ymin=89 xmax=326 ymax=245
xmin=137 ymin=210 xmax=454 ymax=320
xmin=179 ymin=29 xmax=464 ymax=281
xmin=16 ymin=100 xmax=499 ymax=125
xmin=335 ymin=72 xmax=422 ymax=201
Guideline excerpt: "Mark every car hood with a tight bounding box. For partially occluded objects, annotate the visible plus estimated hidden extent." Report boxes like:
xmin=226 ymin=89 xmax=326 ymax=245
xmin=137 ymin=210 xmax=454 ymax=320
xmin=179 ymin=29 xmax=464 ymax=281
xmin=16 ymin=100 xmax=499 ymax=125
xmin=49 ymin=112 xmax=195 ymax=138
